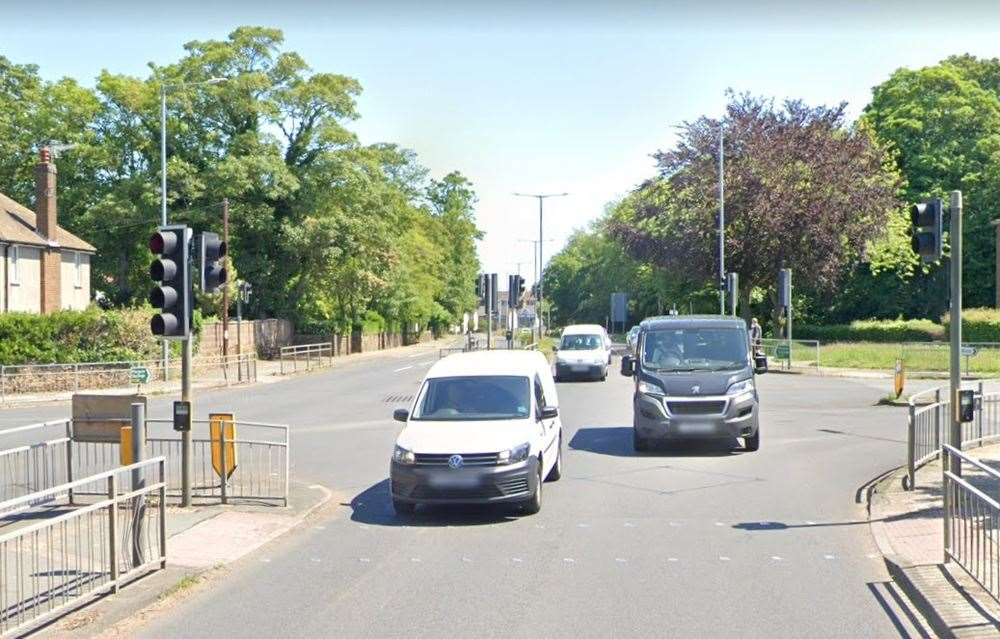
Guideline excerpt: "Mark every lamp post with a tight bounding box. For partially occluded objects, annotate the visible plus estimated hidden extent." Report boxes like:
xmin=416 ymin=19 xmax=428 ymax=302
xmin=514 ymin=193 xmax=567 ymax=341
xmin=159 ymin=77 xmax=226 ymax=385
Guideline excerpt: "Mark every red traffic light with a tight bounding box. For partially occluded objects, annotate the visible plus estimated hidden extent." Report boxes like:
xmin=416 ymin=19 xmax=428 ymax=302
xmin=149 ymin=230 xmax=178 ymax=255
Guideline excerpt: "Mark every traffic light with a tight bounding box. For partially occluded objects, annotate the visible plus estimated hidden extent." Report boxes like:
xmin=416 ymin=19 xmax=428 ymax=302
xmin=911 ymin=198 xmax=943 ymax=263
xmin=475 ymin=274 xmax=484 ymax=299
xmin=515 ymin=276 xmax=525 ymax=307
xmin=508 ymin=275 xmax=516 ymax=308
xmin=149 ymin=225 xmax=191 ymax=339
xmin=490 ymin=273 xmax=498 ymax=315
xmin=199 ymin=232 xmax=228 ymax=293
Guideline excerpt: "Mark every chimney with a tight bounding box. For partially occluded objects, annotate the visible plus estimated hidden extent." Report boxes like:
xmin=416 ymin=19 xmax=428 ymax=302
xmin=35 ymin=148 xmax=58 ymax=242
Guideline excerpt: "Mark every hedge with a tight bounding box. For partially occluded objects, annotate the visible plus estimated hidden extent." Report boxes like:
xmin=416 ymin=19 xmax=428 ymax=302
xmin=0 ymin=306 xmax=202 ymax=366
xmin=943 ymin=308 xmax=1000 ymax=343
xmin=795 ymin=319 xmax=944 ymax=343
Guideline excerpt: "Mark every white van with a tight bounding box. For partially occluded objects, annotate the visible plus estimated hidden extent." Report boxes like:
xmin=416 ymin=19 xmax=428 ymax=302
xmin=553 ymin=324 xmax=613 ymax=381
xmin=389 ymin=350 xmax=563 ymax=515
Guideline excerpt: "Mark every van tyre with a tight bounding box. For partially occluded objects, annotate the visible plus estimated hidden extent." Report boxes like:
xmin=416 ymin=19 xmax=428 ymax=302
xmin=523 ymin=462 xmax=543 ymax=514
xmin=392 ymin=498 xmax=416 ymax=515
xmin=546 ymin=437 xmax=562 ymax=482
xmin=744 ymin=429 xmax=760 ymax=452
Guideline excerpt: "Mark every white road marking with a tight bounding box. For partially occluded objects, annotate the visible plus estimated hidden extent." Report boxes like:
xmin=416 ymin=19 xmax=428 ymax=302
xmin=669 ymin=522 xmax=681 ymax=527
xmin=359 ymin=557 xmax=371 ymax=563
xmin=577 ymin=523 xmax=590 ymax=528
xmin=624 ymin=522 xmax=635 ymax=528
xmin=615 ymin=558 xmax=628 ymax=563
xmin=806 ymin=521 xmax=816 ymax=525
xmin=771 ymin=556 xmax=783 ymax=561
xmin=512 ymin=557 xmax=523 ymax=563
xmin=461 ymin=557 xmax=472 ymax=563
xmin=715 ymin=522 xmax=725 ymax=527
xmin=410 ymin=557 xmax=422 ymax=562
xmin=667 ymin=557 xmax=679 ymax=562
xmin=310 ymin=558 xmax=321 ymax=563
xmin=719 ymin=556 xmax=731 ymax=561
xmin=824 ymin=554 xmax=836 ymax=560
xmin=419 ymin=360 xmax=433 ymax=367
xmin=394 ymin=366 xmax=413 ymax=373
xmin=313 ymin=526 xmax=326 ymax=531
xmin=261 ymin=558 xmax=271 ymax=563
xmin=408 ymin=352 xmax=423 ymax=358
xmin=563 ymin=557 xmax=575 ymax=563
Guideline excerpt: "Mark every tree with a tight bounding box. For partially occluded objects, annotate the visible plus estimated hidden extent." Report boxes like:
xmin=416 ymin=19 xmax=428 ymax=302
xmin=608 ymin=92 xmax=901 ymax=328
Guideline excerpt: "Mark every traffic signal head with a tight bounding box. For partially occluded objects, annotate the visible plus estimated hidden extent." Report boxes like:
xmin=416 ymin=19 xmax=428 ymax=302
xmin=149 ymin=225 xmax=191 ymax=339
xmin=516 ymin=276 xmax=525 ymax=305
xmin=910 ymin=199 xmax=943 ymax=263
xmin=475 ymin=274 xmax=483 ymax=299
xmin=199 ymin=232 xmax=228 ymax=293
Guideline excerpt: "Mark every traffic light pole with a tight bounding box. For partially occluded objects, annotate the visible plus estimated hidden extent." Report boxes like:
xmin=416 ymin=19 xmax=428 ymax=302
xmin=949 ymin=190 xmax=963 ymax=477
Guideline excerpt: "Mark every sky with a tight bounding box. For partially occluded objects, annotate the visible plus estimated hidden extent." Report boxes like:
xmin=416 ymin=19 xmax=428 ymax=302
xmin=3 ymin=0 xmax=1000 ymax=286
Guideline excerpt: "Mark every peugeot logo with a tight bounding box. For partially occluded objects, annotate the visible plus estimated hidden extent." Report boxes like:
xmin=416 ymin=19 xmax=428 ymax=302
xmin=448 ymin=454 xmax=464 ymax=469
xmin=691 ymin=385 xmax=701 ymax=395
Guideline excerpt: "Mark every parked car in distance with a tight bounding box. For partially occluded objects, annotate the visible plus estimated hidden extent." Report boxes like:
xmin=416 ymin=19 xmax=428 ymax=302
xmin=553 ymin=324 xmax=613 ymax=381
xmin=620 ymin=315 xmax=767 ymax=452
xmin=389 ymin=350 xmax=563 ymax=515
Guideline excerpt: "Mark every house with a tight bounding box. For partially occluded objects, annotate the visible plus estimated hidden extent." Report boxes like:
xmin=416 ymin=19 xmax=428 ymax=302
xmin=0 ymin=148 xmax=95 ymax=313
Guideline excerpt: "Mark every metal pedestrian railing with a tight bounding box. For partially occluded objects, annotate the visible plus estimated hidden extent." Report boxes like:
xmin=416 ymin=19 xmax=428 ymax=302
xmin=758 ymin=338 xmax=820 ymax=370
xmin=0 ymin=457 xmax=167 ymax=637
xmin=0 ymin=353 xmax=255 ymax=400
xmin=942 ymin=444 xmax=1000 ymax=603
xmin=0 ymin=417 xmax=288 ymax=507
xmin=278 ymin=343 xmax=333 ymax=374
xmin=906 ymin=380 xmax=1000 ymax=489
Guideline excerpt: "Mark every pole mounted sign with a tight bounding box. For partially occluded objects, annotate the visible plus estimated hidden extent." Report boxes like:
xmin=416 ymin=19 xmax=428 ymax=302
xmin=129 ymin=366 xmax=151 ymax=385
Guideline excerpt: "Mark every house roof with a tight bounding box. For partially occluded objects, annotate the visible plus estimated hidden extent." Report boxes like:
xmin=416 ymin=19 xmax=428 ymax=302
xmin=0 ymin=192 xmax=96 ymax=253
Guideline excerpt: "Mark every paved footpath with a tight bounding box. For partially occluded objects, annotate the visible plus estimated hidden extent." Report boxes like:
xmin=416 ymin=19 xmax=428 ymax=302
xmin=870 ymin=444 xmax=1000 ymax=637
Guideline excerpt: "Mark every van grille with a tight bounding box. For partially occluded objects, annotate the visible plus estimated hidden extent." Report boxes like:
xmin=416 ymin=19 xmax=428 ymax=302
xmin=410 ymin=485 xmax=503 ymax=500
xmin=667 ymin=401 xmax=726 ymax=416
xmin=413 ymin=453 xmax=499 ymax=467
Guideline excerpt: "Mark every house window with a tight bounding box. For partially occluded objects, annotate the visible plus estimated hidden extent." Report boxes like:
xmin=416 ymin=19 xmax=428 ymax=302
xmin=74 ymin=252 xmax=83 ymax=288
xmin=9 ymin=245 xmax=19 ymax=285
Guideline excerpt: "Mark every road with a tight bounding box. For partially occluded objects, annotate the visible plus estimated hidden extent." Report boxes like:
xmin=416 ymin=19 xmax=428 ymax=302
xmin=7 ymin=347 xmax=930 ymax=637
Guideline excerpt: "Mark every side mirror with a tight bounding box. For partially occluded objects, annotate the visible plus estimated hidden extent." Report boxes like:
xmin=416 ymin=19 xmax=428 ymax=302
xmin=620 ymin=355 xmax=635 ymax=377
xmin=393 ymin=408 xmax=409 ymax=422
xmin=754 ymin=355 xmax=768 ymax=375
xmin=540 ymin=405 xmax=559 ymax=419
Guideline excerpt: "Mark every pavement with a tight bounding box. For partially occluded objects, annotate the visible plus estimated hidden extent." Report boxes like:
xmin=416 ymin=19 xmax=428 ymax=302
xmin=869 ymin=445 xmax=1000 ymax=637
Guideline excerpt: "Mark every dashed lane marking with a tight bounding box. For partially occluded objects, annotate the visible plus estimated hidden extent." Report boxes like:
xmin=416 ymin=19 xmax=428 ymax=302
xmin=393 ymin=366 xmax=413 ymax=373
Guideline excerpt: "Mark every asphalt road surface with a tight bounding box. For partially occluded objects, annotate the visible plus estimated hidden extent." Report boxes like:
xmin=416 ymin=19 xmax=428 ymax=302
xmin=7 ymin=347 xmax=933 ymax=638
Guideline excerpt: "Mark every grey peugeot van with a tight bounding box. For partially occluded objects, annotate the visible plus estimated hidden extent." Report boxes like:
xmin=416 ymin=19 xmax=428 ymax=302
xmin=620 ymin=315 xmax=767 ymax=452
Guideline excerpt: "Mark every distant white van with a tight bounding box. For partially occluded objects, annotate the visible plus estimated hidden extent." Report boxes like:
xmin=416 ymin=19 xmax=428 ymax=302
xmin=553 ymin=324 xmax=613 ymax=381
xmin=389 ymin=350 xmax=563 ymax=516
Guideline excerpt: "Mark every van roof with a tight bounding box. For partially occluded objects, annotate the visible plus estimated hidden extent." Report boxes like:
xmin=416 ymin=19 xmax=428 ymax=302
xmin=427 ymin=350 xmax=549 ymax=379
xmin=640 ymin=315 xmax=747 ymax=330
xmin=561 ymin=324 xmax=606 ymax=335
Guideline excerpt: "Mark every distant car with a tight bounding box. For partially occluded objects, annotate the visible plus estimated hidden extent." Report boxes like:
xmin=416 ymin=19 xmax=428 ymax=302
xmin=553 ymin=324 xmax=612 ymax=381
xmin=626 ymin=325 xmax=640 ymax=352
xmin=389 ymin=350 xmax=563 ymax=515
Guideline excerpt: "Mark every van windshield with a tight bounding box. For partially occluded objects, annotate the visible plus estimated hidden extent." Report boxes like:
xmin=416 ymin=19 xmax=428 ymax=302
xmin=560 ymin=334 xmax=602 ymax=350
xmin=641 ymin=328 xmax=749 ymax=372
xmin=412 ymin=376 xmax=531 ymax=421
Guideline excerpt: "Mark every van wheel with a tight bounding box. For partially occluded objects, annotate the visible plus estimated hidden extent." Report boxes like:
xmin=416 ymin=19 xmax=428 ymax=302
xmin=546 ymin=437 xmax=562 ymax=482
xmin=744 ymin=429 xmax=760 ymax=452
xmin=633 ymin=429 xmax=649 ymax=452
xmin=392 ymin=498 xmax=416 ymax=515
xmin=523 ymin=463 xmax=543 ymax=514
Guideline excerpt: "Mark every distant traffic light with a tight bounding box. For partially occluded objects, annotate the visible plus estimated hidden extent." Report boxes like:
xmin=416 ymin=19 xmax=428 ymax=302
xmin=911 ymin=198 xmax=943 ymax=263
xmin=199 ymin=231 xmax=228 ymax=293
xmin=507 ymin=275 xmax=516 ymax=308
xmin=149 ymin=225 xmax=191 ymax=339
xmin=475 ymin=274 xmax=484 ymax=300
xmin=515 ymin=276 xmax=525 ymax=307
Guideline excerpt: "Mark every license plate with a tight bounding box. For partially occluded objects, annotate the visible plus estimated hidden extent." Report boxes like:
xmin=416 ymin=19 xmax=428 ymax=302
xmin=676 ymin=422 xmax=715 ymax=435
xmin=571 ymin=365 xmax=589 ymax=372
xmin=428 ymin=474 xmax=478 ymax=488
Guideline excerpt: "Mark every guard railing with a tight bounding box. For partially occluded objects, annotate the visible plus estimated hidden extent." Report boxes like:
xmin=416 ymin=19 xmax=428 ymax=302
xmin=942 ymin=444 xmax=1000 ymax=603
xmin=0 ymin=458 xmax=167 ymax=637
xmin=279 ymin=343 xmax=333 ymax=374
xmin=758 ymin=338 xmax=820 ymax=370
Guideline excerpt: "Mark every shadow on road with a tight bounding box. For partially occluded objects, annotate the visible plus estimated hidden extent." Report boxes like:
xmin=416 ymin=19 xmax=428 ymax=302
xmin=569 ymin=426 xmax=741 ymax=458
xmin=348 ymin=479 xmax=522 ymax=528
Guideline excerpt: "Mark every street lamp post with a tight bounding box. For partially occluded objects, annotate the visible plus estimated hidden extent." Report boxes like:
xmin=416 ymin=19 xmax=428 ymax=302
xmin=514 ymin=193 xmax=567 ymax=341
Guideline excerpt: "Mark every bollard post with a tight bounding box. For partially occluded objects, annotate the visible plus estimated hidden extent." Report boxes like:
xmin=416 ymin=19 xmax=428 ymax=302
xmin=65 ymin=420 xmax=75 ymax=505
xmin=219 ymin=420 xmax=228 ymax=505
xmin=130 ymin=402 xmax=146 ymax=567
xmin=977 ymin=381 xmax=984 ymax=446
xmin=907 ymin=403 xmax=916 ymax=490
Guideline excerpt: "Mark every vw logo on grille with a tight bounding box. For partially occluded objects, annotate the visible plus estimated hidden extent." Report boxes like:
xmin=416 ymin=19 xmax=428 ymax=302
xmin=691 ymin=385 xmax=701 ymax=395
xmin=448 ymin=454 xmax=464 ymax=469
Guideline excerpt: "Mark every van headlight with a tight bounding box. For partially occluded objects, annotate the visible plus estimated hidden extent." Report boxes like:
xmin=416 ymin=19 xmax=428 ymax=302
xmin=498 ymin=442 xmax=530 ymax=465
xmin=393 ymin=445 xmax=415 ymax=465
xmin=638 ymin=381 xmax=664 ymax=397
xmin=727 ymin=379 xmax=755 ymax=403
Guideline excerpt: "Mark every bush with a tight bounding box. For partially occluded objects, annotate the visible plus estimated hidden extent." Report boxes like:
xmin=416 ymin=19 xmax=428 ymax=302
xmin=0 ymin=306 xmax=201 ymax=365
xmin=795 ymin=318 xmax=944 ymax=343
xmin=943 ymin=308 xmax=1000 ymax=343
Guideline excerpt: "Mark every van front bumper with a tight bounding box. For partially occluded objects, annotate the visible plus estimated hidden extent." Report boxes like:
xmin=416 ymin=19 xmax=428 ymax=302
xmin=633 ymin=392 xmax=759 ymax=440
xmin=555 ymin=361 xmax=606 ymax=379
xmin=390 ymin=457 xmax=539 ymax=505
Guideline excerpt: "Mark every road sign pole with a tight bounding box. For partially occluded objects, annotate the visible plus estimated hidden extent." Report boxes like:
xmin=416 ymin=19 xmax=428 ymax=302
xmin=949 ymin=190 xmax=963 ymax=477
xmin=222 ymin=198 xmax=230 ymax=358
xmin=130 ymin=401 xmax=146 ymax=566
xmin=181 ymin=335 xmax=193 ymax=506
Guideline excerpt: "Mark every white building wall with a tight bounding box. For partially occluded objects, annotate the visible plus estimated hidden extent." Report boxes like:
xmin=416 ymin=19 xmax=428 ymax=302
xmin=60 ymin=251 xmax=91 ymax=310
xmin=8 ymin=245 xmax=41 ymax=313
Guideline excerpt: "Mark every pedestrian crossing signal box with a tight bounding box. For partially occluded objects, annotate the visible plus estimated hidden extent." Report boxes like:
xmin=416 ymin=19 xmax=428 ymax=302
xmin=174 ymin=400 xmax=192 ymax=432
xmin=959 ymin=390 xmax=976 ymax=423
